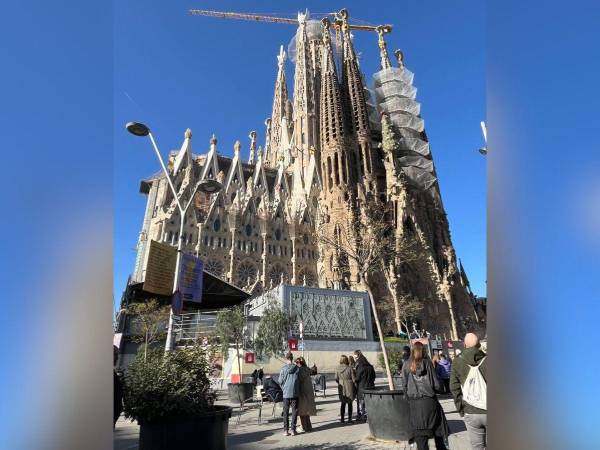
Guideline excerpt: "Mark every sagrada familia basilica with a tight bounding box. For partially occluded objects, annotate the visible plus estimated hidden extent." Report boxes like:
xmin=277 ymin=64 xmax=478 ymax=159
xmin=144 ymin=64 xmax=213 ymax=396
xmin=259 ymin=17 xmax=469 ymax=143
xmin=131 ymin=10 xmax=484 ymax=339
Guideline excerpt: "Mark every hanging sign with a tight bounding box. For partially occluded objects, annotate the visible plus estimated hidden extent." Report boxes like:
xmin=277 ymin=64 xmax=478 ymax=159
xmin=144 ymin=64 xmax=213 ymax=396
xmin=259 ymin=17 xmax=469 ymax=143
xmin=143 ymin=240 xmax=177 ymax=296
xmin=178 ymin=253 xmax=204 ymax=303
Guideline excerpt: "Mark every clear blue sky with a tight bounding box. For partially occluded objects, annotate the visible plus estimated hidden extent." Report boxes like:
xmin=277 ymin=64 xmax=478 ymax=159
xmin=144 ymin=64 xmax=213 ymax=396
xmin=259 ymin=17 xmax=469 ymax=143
xmin=114 ymin=0 xmax=486 ymax=310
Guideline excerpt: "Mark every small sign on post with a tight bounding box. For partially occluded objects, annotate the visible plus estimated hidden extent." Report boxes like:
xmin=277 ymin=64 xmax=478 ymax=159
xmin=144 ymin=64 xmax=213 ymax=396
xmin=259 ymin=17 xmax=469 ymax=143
xmin=245 ymin=352 xmax=255 ymax=364
xmin=288 ymin=338 xmax=298 ymax=351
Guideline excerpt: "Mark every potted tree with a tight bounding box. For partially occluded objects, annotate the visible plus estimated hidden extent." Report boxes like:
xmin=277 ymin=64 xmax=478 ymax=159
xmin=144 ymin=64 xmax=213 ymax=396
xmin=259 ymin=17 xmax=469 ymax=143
xmin=215 ymin=305 xmax=253 ymax=403
xmin=123 ymin=345 xmax=232 ymax=450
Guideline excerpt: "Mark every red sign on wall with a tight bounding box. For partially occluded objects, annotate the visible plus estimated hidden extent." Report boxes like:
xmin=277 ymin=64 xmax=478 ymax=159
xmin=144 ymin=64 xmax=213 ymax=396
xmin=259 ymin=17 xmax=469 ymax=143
xmin=288 ymin=339 xmax=298 ymax=351
xmin=244 ymin=352 xmax=255 ymax=364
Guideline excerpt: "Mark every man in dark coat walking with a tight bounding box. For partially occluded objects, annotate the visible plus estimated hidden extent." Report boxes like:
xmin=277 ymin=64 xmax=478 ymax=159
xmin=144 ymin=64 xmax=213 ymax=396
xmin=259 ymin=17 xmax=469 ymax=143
xmin=450 ymin=333 xmax=487 ymax=450
xmin=353 ymin=350 xmax=376 ymax=420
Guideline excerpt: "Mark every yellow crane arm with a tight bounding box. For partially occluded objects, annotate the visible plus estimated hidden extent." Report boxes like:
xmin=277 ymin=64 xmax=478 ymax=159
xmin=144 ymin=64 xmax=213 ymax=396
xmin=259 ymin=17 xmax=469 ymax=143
xmin=188 ymin=9 xmax=392 ymax=33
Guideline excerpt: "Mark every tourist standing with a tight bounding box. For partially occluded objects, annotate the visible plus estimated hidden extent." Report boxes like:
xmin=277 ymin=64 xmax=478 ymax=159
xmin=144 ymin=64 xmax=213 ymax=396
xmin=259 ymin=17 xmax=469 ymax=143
xmin=335 ymin=355 xmax=356 ymax=423
xmin=113 ymin=346 xmax=123 ymax=427
xmin=398 ymin=345 xmax=411 ymax=389
xmin=295 ymin=357 xmax=316 ymax=432
xmin=353 ymin=350 xmax=376 ymax=421
xmin=450 ymin=333 xmax=487 ymax=450
xmin=279 ymin=352 xmax=300 ymax=436
xmin=402 ymin=342 xmax=449 ymax=450
xmin=436 ymin=354 xmax=451 ymax=394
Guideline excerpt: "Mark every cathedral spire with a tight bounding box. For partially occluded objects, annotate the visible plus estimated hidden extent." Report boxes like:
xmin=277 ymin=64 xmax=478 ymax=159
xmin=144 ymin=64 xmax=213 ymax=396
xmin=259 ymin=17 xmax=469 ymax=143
xmin=269 ymin=45 xmax=289 ymax=167
xmin=376 ymin=25 xmax=392 ymax=70
xmin=292 ymin=11 xmax=316 ymax=173
xmin=319 ymin=18 xmax=345 ymax=148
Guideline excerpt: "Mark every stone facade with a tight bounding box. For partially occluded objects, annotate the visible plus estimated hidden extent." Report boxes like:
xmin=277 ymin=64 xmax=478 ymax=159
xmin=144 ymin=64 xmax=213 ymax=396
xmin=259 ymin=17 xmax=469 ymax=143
xmin=131 ymin=11 xmax=483 ymax=339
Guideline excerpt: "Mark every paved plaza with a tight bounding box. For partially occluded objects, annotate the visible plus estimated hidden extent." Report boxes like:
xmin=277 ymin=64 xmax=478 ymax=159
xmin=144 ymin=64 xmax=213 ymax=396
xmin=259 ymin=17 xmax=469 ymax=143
xmin=114 ymin=378 xmax=472 ymax=450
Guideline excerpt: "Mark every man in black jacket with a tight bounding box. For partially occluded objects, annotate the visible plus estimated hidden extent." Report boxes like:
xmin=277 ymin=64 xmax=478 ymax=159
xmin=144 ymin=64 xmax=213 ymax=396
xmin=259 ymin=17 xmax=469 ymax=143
xmin=450 ymin=333 xmax=487 ymax=450
xmin=353 ymin=350 xmax=376 ymax=420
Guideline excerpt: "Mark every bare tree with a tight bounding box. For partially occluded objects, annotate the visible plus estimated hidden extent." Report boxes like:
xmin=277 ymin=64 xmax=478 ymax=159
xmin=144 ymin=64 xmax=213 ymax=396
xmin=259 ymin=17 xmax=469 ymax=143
xmin=127 ymin=299 xmax=170 ymax=363
xmin=314 ymin=201 xmax=397 ymax=389
xmin=382 ymin=236 xmax=425 ymax=337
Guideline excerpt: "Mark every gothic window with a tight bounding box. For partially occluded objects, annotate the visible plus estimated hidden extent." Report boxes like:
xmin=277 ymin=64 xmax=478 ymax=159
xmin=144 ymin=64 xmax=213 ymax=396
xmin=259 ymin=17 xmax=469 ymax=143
xmin=341 ymin=152 xmax=347 ymax=183
xmin=218 ymin=237 xmax=221 ymax=247
xmin=334 ymin=154 xmax=340 ymax=185
xmin=223 ymin=238 xmax=227 ymax=247
xmin=209 ymin=236 xmax=214 ymax=247
xmin=204 ymin=236 xmax=208 ymax=246
xmin=205 ymin=259 xmax=225 ymax=278
xmin=275 ymin=229 xmax=282 ymax=241
xmin=168 ymin=231 xmax=173 ymax=242
xmin=237 ymin=262 xmax=257 ymax=285
xmin=182 ymin=233 xmax=187 ymax=243
xmin=213 ymin=218 xmax=221 ymax=232
xmin=245 ymin=224 xmax=252 ymax=237
xmin=327 ymin=157 xmax=333 ymax=189
xmin=268 ymin=264 xmax=288 ymax=286
xmin=237 ymin=240 xmax=241 ymax=250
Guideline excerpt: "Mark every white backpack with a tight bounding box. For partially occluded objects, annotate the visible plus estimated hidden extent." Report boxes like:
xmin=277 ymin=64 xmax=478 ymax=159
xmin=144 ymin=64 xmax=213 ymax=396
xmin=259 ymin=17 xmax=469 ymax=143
xmin=462 ymin=356 xmax=487 ymax=410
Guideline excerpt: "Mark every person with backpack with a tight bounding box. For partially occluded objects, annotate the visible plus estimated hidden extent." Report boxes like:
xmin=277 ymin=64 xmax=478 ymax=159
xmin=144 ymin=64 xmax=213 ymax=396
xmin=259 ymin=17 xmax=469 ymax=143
xmin=402 ymin=342 xmax=449 ymax=450
xmin=450 ymin=333 xmax=487 ymax=450
xmin=353 ymin=350 xmax=376 ymax=421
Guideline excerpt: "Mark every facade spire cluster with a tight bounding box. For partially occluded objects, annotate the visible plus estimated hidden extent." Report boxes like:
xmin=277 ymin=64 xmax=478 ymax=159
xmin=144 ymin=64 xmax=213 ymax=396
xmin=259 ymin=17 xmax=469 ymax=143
xmin=132 ymin=9 xmax=483 ymax=339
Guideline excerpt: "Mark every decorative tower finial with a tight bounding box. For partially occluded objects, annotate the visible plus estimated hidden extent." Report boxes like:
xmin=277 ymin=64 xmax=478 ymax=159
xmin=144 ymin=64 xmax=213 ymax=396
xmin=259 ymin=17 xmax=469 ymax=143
xmin=184 ymin=128 xmax=192 ymax=139
xmin=394 ymin=49 xmax=404 ymax=68
xmin=257 ymin=145 xmax=263 ymax=159
xmin=277 ymin=45 xmax=286 ymax=68
xmin=376 ymin=25 xmax=392 ymax=70
xmin=210 ymin=134 xmax=217 ymax=145
xmin=248 ymin=130 xmax=257 ymax=164
xmin=309 ymin=145 xmax=316 ymax=156
xmin=321 ymin=17 xmax=331 ymax=43
xmin=234 ymin=140 xmax=241 ymax=155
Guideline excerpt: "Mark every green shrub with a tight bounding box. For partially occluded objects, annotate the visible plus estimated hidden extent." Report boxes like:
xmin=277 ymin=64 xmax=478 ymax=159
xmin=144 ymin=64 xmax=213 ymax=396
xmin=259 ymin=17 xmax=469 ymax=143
xmin=377 ymin=347 xmax=405 ymax=376
xmin=123 ymin=346 xmax=215 ymax=424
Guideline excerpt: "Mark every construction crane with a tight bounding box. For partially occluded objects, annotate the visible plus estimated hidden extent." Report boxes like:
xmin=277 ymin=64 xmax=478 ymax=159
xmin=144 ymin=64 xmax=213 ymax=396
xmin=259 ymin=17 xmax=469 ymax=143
xmin=188 ymin=8 xmax=392 ymax=34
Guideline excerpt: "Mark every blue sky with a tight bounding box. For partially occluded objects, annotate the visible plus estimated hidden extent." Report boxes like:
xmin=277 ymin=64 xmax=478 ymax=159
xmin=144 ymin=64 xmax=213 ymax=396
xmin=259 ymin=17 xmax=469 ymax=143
xmin=114 ymin=0 xmax=486 ymax=310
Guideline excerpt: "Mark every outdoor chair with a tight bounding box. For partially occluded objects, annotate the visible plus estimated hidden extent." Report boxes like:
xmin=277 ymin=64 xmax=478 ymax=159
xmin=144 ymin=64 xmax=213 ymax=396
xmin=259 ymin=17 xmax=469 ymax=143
xmin=311 ymin=374 xmax=327 ymax=398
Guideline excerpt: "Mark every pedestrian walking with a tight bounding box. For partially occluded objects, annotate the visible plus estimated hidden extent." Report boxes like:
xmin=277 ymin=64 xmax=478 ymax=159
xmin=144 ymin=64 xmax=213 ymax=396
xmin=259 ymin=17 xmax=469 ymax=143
xmin=353 ymin=350 xmax=376 ymax=421
xmin=279 ymin=352 xmax=300 ymax=436
xmin=335 ymin=355 xmax=356 ymax=423
xmin=450 ymin=333 xmax=487 ymax=450
xmin=295 ymin=357 xmax=317 ymax=432
xmin=436 ymin=354 xmax=451 ymax=394
xmin=402 ymin=342 xmax=449 ymax=450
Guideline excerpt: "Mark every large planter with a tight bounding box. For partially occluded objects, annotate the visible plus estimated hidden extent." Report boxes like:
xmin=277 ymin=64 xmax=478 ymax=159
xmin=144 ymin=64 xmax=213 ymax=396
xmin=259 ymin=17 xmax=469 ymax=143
xmin=139 ymin=405 xmax=232 ymax=450
xmin=363 ymin=388 xmax=412 ymax=442
xmin=227 ymin=382 xmax=254 ymax=404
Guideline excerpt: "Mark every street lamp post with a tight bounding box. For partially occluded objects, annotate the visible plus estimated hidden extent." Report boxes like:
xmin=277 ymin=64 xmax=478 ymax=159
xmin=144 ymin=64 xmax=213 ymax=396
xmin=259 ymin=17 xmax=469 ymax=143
xmin=126 ymin=122 xmax=223 ymax=352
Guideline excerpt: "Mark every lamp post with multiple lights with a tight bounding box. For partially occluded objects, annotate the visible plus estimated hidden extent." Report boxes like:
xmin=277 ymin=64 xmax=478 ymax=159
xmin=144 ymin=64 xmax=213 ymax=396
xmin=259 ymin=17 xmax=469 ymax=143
xmin=126 ymin=122 xmax=223 ymax=352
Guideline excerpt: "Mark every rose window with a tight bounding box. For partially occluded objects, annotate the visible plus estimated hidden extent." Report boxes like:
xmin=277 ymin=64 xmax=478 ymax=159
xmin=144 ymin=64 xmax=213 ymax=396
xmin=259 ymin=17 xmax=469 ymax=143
xmin=204 ymin=259 xmax=224 ymax=278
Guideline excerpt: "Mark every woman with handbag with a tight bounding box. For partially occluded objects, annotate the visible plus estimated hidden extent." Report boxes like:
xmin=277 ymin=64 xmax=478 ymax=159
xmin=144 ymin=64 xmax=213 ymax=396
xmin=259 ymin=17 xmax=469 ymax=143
xmin=335 ymin=355 xmax=356 ymax=423
xmin=401 ymin=342 xmax=449 ymax=450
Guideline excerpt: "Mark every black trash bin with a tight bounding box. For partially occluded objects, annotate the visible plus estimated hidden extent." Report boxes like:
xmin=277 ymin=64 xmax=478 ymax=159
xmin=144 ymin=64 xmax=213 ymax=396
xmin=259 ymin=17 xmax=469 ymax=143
xmin=363 ymin=388 xmax=412 ymax=442
xmin=138 ymin=405 xmax=232 ymax=450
